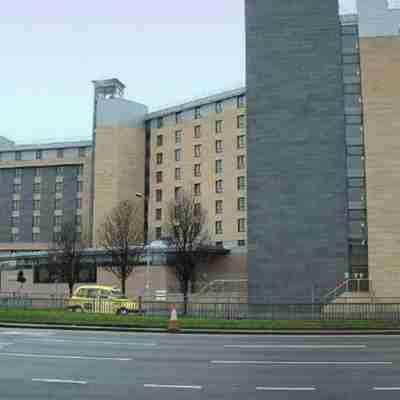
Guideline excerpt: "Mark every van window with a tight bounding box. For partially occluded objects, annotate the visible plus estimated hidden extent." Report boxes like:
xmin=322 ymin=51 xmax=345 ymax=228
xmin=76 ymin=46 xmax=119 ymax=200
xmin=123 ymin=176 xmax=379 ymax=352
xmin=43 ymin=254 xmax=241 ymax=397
xmin=76 ymin=288 xmax=88 ymax=297
xmin=87 ymin=289 xmax=100 ymax=298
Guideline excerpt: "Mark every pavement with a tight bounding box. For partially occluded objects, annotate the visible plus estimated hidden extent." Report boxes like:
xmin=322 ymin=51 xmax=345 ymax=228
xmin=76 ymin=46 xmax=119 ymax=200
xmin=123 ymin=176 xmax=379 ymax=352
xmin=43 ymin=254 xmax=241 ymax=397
xmin=0 ymin=328 xmax=400 ymax=399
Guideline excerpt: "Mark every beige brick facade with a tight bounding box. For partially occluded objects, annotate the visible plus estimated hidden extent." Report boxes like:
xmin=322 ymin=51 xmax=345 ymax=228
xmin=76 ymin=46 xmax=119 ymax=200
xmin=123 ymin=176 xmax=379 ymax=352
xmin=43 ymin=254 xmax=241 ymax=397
xmin=361 ymin=37 xmax=400 ymax=297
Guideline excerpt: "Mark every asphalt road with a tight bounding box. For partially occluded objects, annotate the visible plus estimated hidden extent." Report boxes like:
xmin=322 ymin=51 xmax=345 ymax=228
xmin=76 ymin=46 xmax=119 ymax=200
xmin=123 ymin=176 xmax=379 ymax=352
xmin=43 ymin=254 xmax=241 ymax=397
xmin=0 ymin=328 xmax=400 ymax=399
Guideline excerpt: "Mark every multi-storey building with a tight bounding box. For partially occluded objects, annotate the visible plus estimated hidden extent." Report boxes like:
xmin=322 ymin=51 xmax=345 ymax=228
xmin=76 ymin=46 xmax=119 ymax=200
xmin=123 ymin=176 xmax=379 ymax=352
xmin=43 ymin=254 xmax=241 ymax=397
xmin=1 ymin=0 xmax=400 ymax=302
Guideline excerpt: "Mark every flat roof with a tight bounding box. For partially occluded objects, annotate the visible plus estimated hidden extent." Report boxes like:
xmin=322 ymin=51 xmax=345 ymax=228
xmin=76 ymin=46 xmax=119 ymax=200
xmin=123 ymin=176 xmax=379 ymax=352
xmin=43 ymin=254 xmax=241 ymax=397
xmin=0 ymin=140 xmax=92 ymax=153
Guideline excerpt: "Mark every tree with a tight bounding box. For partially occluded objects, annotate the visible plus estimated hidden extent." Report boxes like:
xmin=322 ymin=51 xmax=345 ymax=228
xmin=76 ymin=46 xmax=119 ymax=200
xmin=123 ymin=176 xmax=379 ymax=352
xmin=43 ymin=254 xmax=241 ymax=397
xmin=48 ymin=221 xmax=87 ymax=297
xmin=17 ymin=270 xmax=26 ymax=289
xmin=165 ymin=190 xmax=209 ymax=315
xmin=97 ymin=200 xmax=144 ymax=295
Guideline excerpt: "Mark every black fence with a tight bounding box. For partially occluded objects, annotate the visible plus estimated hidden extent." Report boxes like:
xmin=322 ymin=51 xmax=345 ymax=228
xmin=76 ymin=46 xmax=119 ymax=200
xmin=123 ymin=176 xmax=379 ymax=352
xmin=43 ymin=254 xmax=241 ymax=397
xmin=2 ymin=295 xmax=400 ymax=321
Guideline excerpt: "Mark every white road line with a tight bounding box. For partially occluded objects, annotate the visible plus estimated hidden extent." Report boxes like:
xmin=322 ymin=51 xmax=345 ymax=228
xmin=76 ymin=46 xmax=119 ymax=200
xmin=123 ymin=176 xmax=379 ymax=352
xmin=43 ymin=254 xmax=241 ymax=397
xmin=32 ymin=378 xmax=87 ymax=385
xmin=211 ymin=360 xmax=392 ymax=366
xmin=373 ymin=387 xmax=400 ymax=391
xmin=256 ymin=387 xmax=316 ymax=391
xmin=144 ymin=384 xmax=203 ymax=390
xmin=224 ymin=344 xmax=366 ymax=349
xmin=22 ymin=338 xmax=157 ymax=346
xmin=0 ymin=353 xmax=131 ymax=361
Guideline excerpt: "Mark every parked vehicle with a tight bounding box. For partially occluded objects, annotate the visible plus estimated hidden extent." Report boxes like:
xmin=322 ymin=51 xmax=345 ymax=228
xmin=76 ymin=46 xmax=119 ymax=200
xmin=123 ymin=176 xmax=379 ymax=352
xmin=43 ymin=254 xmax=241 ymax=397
xmin=67 ymin=285 xmax=138 ymax=315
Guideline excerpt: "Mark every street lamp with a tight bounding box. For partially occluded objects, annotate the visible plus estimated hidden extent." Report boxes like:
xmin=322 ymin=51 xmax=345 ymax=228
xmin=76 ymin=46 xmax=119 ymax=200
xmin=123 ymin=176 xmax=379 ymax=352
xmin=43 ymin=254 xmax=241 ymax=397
xmin=135 ymin=192 xmax=151 ymax=298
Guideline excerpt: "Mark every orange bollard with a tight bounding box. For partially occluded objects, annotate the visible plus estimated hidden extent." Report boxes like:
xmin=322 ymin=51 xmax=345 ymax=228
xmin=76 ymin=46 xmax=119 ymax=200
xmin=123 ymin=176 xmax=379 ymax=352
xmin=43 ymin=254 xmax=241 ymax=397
xmin=168 ymin=305 xmax=180 ymax=333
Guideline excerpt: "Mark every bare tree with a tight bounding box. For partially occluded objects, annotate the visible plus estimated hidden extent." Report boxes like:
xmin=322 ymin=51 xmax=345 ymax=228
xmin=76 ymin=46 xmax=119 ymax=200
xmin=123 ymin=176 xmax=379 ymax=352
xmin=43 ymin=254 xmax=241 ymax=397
xmin=165 ymin=190 xmax=209 ymax=315
xmin=48 ymin=221 xmax=87 ymax=297
xmin=97 ymin=200 xmax=144 ymax=295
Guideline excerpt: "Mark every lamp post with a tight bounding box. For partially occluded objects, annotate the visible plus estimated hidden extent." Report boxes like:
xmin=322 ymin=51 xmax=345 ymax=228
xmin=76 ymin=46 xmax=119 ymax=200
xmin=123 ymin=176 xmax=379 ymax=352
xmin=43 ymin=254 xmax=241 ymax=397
xmin=136 ymin=192 xmax=151 ymax=299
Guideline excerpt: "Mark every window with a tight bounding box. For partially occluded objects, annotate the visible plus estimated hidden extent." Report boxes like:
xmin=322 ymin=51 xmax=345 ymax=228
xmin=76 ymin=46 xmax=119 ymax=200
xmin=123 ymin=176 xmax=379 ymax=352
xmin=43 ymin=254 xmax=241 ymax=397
xmin=77 ymin=165 xmax=83 ymax=177
xmin=215 ymin=101 xmax=223 ymax=113
xmin=194 ymin=183 xmax=201 ymax=196
xmin=215 ymin=200 xmax=223 ymax=214
xmin=15 ymin=151 xmax=21 ymax=161
xmin=215 ymin=221 xmax=223 ymax=235
xmin=237 ymin=197 xmax=246 ymax=211
xmin=175 ymin=111 xmax=183 ymax=124
xmin=215 ymin=159 xmax=223 ymax=174
xmin=175 ymin=167 xmax=182 ymax=180
xmin=76 ymin=198 xmax=82 ymax=209
xmin=175 ymin=149 xmax=182 ymax=162
xmin=77 ymin=181 xmax=83 ymax=192
xmin=13 ymin=183 xmax=21 ymax=194
xmin=11 ymin=216 xmax=19 ymax=227
xmin=11 ymin=233 xmax=19 ymax=242
xmin=79 ymin=147 xmax=86 ymax=158
xmin=175 ymin=130 xmax=183 ymax=144
xmin=156 ymin=117 xmax=163 ymax=129
xmin=194 ymin=125 xmax=201 ymax=139
xmin=156 ymin=189 xmax=162 ymax=202
xmin=237 ymin=115 xmax=246 ymax=129
xmin=175 ymin=187 xmax=182 ymax=202
xmin=215 ymin=241 xmax=223 ymax=248
xmin=33 ymin=200 xmax=40 ymax=210
xmin=156 ymin=171 xmax=163 ymax=183
xmin=195 ymin=107 xmax=201 ymax=119
xmin=156 ymin=208 xmax=162 ymax=221
xmin=237 ymin=95 xmax=246 ymax=108
xmin=53 ymin=216 xmax=61 ymax=226
xmin=32 ymin=232 xmax=40 ymax=242
xmin=55 ymin=199 xmax=62 ymax=210
xmin=57 ymin=149 xmax=64 ymax=159
xmin=215 ymin=140 xmax=223 ymax=153
xmin=156 ymin=153 xmax=163 ymax=165
xmin=53 ymin=232 xmax=61 ymax=242
xmin=194 ymin=144 xmax=201 ymax=158
xmin=194 ymin=203 xmax=201 ymax=216
xmin=238 ymin=240 xmax=246 ymax=247
xmin=194 ymin=163 xmax=201 ymax=177
xmin=56 ymin=166 xmax=64 ymax=176
xmin=33 ymin=183 xmax=41 ymax=193
xmin=156 ymin=135 xmax=163 ymax=146
xmin=55 ymin=182 xmax=63 ymax=192
xmin=35 ymin=168 xmax=41 ymax=177
xmin=237 ymin=155 xmax=245 ymax=169
xmin=33 ymin=215 xmax=40 ymax=227
xmin=215 ymin=120 xmax=223 ymax=134
xmin=155 ymin=227 xmax=162 ymax=240
xmin=237 ymin=135 xmax=246 ymax=149
xmin=12 ymin=200 xmax=20 ymax=211
xmin=238 ymin=218 xmax=246 ymax=232
xmin=216 ymin=179 xmax=223 ymax=193
xmin=76 ymin=215 xmax=82 ymax=226
xmin=35 ymin=150 xmax=42 ymax=160
xmin=237 ymin=176 xmax=246 ymax=190
xmin=15 ymin=168 xmax=22 ymax=178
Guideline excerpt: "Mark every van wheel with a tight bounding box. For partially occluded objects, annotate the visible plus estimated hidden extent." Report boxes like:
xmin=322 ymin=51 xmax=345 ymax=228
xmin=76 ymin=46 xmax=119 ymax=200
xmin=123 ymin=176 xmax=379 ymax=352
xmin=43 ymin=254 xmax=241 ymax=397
xmin=117 ymin=308 xmax=129 ymax=316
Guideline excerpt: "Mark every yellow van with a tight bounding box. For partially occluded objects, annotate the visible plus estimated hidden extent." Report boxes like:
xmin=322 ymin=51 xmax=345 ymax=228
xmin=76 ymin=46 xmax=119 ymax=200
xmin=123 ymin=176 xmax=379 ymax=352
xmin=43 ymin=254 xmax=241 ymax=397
xmin=68 ymin=285 xmax=138 ymax=315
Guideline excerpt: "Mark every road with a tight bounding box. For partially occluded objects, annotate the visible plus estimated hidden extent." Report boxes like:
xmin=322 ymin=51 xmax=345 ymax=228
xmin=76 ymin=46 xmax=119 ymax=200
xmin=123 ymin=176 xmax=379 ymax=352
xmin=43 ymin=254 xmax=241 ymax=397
xmin=0 ymin=328 xmax=399 ymax=399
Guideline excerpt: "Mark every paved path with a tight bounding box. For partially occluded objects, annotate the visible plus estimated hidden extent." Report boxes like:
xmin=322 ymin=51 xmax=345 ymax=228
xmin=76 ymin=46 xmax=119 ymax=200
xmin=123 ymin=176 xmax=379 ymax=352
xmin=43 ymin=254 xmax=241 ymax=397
xmin=0 ymin=328 xmax=400 ymax=399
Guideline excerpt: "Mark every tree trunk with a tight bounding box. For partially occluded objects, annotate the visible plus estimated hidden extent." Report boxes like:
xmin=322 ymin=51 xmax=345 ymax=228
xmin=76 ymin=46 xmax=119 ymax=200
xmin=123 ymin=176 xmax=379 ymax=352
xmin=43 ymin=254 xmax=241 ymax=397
xmin=183 ymin=280 xmax=189 ymax=316
xmin=68 ymin=282 xmax=74 ymax=297
xmin=121 ymin=272 xmax=126 ymax=295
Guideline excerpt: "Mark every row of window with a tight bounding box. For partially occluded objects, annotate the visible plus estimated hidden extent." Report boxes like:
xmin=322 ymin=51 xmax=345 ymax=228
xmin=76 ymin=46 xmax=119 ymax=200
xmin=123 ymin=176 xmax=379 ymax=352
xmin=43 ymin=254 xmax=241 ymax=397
xmin=154 ymin=177 xmax=246 ymax=203
xmin=155 ymin=156 xmax=246 ymax=184
xmin=11 ymin=215 xmax=82 ymax=227
xmin=13 ymin=166 xmax=83 ymax=178
xmin=12 ymin=198 xmax=82 ymax=211
xmin=156 ymin=116 xmax=246 ymax=146
xmin=10 ymin=231 xmax=82 ymax=243
xmin=155 ymin=95 xmax=246 ymax=129
xmin=156 ymin=136 xmax=246 ymax=165
xmin=12 ymin=181 xmax=83 ymax=194
xmin=1 ymin=148 xmax=88 ymax=162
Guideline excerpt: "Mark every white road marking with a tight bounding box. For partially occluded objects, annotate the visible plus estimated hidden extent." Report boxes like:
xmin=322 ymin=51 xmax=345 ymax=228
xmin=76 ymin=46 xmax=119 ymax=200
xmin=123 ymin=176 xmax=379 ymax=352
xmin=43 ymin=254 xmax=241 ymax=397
xmin=373 ymin=387 xmax=400 ymax=391
xmin=0 ymin=330 xmax=55 ymax=337
xmin=32 ymin=378 xmax=87 ymax=385
xmin=211 ymin=360 xmax=392 ymax=366
xmin=224 ymin=344 xmax=366 ymax=349
xmin=22 ymin=338 xmax=157 ymax=346
xmin=256 ymin=387 xmax=316 ymax=391
xmin=144 ymin=384 xmax=203 ymax=390
xmin=0 ymin=353 xmax=131 ymax=361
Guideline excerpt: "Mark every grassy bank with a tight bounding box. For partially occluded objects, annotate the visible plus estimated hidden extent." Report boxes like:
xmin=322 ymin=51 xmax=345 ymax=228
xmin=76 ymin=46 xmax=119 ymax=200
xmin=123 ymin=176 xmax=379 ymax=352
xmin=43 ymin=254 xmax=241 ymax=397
xmin=0 ymin=308 xmax=394 ymax=330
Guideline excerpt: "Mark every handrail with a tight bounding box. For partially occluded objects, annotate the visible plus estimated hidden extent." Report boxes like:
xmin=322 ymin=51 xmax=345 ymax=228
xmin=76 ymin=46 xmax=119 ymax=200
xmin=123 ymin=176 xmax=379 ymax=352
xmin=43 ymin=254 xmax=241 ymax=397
xmin=323 ymin=279 xmax=371 ymax=303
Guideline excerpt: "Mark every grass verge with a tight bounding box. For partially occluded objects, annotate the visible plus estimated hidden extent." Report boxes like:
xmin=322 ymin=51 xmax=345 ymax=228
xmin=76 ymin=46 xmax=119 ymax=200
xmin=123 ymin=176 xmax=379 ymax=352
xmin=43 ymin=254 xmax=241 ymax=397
xmin=0 ymin=308 xmax=395 ymax=330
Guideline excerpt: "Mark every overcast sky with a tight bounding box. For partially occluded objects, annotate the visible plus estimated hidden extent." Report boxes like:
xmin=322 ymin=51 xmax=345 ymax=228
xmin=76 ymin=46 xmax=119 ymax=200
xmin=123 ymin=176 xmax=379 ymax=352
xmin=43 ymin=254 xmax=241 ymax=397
xmin=1 ymin=0 xmax=357 ymax=143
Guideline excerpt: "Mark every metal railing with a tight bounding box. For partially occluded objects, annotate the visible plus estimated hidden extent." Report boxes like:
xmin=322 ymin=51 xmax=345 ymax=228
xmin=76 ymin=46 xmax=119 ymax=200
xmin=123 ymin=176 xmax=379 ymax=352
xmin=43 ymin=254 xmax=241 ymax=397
xmin=323 ymin=279 xmax=371 ymax=303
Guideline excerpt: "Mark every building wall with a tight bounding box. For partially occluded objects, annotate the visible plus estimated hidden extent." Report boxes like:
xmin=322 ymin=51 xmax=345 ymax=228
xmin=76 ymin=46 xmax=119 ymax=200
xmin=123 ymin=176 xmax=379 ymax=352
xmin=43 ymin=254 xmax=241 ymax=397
xmin=246 ymin=0 xmax=348 ymax=303
xmin=360 ymin=37 xmax=400 ymax=298
xmin=147 ymin=94 xmax=248 ymax=250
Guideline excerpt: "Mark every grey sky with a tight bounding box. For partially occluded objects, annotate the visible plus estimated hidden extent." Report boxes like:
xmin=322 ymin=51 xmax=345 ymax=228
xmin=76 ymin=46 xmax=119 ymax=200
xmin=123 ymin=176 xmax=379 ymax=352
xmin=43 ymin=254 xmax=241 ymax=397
xmin=1 ymin=0 xmax=357 ymax=143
